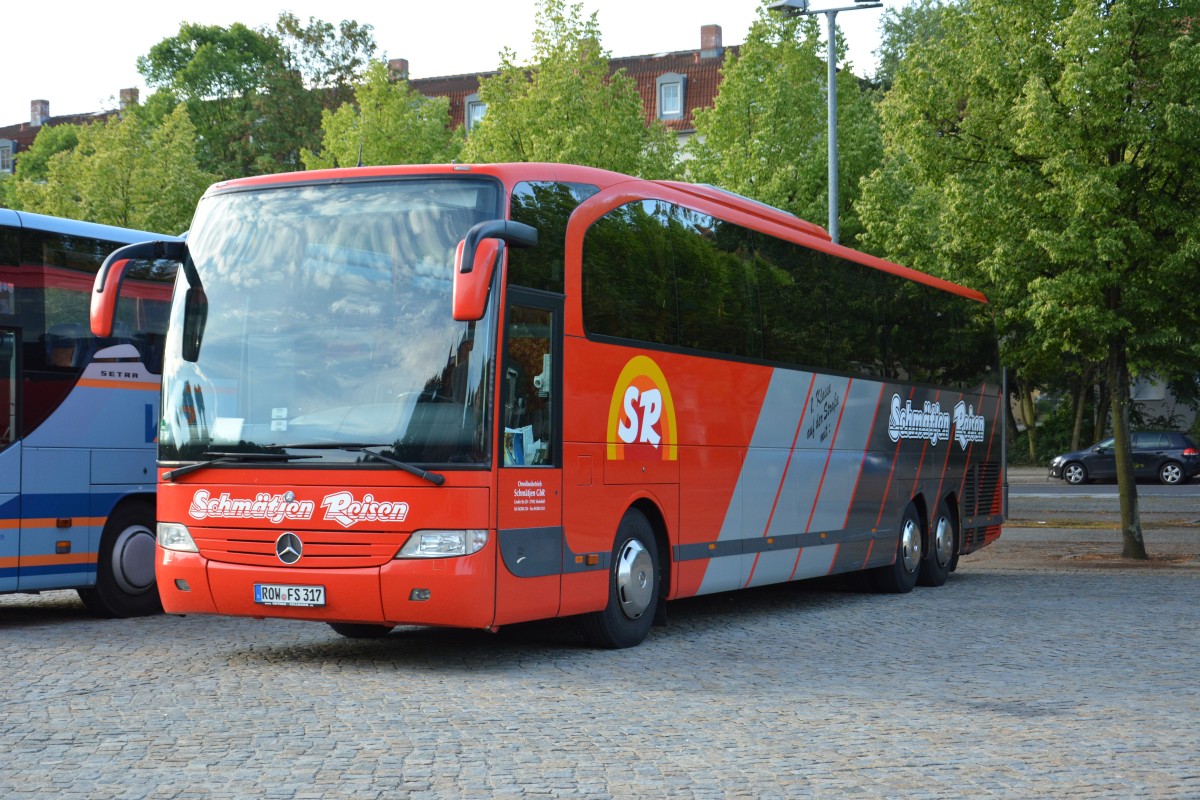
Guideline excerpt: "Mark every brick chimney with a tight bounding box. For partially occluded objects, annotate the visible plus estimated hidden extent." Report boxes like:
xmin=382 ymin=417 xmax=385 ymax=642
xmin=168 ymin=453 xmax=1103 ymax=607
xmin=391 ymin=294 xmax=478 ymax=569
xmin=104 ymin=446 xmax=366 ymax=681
xmin=120 ymin=88 xmax=139 ymax=110
xmin=31 ymin=99 xmax=49 ymax=127
xmin=701 ymin=25 xmax=723 ymax=58
xmin=388 ymin=58 xmax=410 ymax=80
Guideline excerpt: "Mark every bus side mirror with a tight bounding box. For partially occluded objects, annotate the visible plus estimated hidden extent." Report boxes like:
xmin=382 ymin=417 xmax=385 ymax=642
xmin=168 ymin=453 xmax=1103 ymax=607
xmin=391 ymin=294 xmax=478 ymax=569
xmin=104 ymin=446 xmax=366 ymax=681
xmin=452 ymin=220 xmax=538 ymax=322
xmin=91 ymin=239 xmax=186 ymax=336
xmin=182 ymin=286 xmax=208 ymax=363
xmin=91 ymin=258 xmax=131 ymax=337
xmin=453 ymin=238 xmax=503 ymax=321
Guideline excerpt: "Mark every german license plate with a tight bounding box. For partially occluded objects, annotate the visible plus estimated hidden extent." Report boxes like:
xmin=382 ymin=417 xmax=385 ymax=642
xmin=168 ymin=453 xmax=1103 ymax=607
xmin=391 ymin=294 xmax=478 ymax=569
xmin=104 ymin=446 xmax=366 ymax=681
xmin=254 ymin=583 xmax=326 ymax=607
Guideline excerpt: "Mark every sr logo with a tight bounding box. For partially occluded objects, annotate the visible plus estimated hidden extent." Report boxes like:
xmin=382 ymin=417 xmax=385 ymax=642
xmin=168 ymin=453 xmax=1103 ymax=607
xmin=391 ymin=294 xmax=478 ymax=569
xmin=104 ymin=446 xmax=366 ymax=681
xmin=275 ymin=532 xmax=303 ymax=565
xmin=606 ymin=355 xmax=678 ymax=461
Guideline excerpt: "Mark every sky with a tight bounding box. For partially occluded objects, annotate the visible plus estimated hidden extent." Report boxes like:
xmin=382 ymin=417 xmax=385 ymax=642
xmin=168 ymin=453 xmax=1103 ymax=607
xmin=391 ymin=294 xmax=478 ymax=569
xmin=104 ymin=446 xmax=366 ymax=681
xmin=1 ymin=0 xmax=889 ymax=126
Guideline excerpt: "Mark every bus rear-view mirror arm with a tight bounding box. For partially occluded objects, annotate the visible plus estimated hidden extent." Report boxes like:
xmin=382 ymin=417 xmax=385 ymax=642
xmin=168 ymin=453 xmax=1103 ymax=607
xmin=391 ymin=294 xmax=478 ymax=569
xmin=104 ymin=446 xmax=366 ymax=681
xmin=453 ymin=220 xmax=538 ymax=322
xmin=91 ymin=239 xmax=189 ymax=337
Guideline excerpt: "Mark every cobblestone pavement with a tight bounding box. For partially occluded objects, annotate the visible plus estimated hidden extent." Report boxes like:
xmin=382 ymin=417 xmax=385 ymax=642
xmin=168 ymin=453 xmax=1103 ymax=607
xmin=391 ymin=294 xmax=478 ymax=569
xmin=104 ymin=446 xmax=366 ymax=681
xmin=3 ymin=523 xmax=1198 ymax=798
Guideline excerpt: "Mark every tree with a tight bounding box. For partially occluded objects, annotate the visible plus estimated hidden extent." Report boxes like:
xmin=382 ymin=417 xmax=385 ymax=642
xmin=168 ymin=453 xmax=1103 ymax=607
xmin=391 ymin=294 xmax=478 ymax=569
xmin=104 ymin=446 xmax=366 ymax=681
xmin=859 ymin=0 xmax=1200 ymax=558
xmin=461 ymin=0 xmax=677 ymax=178
xmin=302 ymin=61 xmax=462 ymax=169
xmin=6 ymin=105 xmax=212 ymax=233
xmin=0 ymin=123 xmax=80 ymax=209
xmin=274 ymin=12 xmax=376 ymax=108
xmin=874 ymin=0 xmax=952 ymax=90
xmin=685 ymin=2 xmax=882 ymax=243
xmin=138 ymin=15 xmax=377 ymax=178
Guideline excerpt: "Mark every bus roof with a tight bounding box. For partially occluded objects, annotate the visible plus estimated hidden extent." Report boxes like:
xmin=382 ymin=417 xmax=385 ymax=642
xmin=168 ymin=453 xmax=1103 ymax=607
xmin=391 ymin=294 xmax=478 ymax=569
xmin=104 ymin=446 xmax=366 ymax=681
xmin=203 ymin=163 xmax=987 ymax=305
xmin=0 ymin=208 xmax=173 ymax=244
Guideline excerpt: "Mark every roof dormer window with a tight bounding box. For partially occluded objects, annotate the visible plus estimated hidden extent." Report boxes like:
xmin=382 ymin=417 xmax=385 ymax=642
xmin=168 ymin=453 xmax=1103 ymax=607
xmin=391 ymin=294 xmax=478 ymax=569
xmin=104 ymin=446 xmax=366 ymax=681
xmin=465 ymin=93 xmax=487 ymax=132
xmin=656 ymin=73 xmax=686 ymax=121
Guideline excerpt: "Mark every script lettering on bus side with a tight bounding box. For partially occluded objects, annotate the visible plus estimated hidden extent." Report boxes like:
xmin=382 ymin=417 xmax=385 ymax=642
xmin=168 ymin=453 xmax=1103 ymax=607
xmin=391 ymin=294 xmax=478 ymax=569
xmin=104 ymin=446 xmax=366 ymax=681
xmin=806 ymin=382 xmax=842 ymax=444
xmin=188 ymin=490 xmax=315 ymax=524
xmin=953 ymin=401 xmax=987 ymax=450
xmin=887 ymin=394 xmax=951 ymax=446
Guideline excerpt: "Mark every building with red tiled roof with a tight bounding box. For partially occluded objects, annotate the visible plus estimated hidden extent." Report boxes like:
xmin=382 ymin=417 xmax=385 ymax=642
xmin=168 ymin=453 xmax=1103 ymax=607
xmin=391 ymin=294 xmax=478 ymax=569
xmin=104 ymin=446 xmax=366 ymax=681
xmin=402 ymin=24 xmax=737 ymax=147
xmin=0 ymin=90 xmax=139 ymax=176
xmin=2 ymin=25 xmax=734 ymax=176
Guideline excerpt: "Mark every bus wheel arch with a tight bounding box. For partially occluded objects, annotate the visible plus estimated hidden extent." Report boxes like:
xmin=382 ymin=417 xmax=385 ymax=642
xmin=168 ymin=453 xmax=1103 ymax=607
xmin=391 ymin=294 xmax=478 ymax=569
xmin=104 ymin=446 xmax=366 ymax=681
xmin=580 ymin=504 xmax=664 ymax=649
xmin=78 ymin=496 xmax=163 ymax=618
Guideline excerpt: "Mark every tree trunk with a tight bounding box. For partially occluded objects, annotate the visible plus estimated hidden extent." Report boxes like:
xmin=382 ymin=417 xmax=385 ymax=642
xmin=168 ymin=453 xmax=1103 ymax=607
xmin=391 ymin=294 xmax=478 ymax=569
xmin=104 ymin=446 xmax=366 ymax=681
xmin=1071 ymin=367 xmax=1090 ymax=451
xmin=1093 ymin=379 xmax=1110 ymax=443
xmin=1107 ymin=344 xmax=1148 ymax=560
xmin=1017 ymin=379 xmax=1038 ymax=461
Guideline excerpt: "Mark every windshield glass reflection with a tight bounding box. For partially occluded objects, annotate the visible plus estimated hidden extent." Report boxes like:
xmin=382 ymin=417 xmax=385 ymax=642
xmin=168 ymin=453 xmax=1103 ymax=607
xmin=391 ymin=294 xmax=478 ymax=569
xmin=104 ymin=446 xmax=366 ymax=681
xmin=161 ymin=177 xmax=501 ymax=466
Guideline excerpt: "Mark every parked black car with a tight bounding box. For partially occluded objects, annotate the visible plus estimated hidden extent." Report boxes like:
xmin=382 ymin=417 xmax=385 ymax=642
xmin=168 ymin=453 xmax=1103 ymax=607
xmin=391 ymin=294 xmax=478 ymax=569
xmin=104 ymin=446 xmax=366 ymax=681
xmin=1048 ymin=431 xmax=1200 ymax=485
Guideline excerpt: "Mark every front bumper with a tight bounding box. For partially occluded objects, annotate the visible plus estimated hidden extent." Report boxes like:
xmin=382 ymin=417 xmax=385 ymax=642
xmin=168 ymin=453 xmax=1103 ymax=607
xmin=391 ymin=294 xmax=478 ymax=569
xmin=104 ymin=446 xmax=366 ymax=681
xmin=156 ymin=546 xmax=496 ymax=629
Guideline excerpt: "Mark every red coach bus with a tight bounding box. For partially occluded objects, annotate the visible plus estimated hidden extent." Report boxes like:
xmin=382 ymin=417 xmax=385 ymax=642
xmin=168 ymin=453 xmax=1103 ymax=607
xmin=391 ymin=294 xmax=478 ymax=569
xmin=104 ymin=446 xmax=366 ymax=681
xmin=91 ymin=163 xmax=1005 ymax=647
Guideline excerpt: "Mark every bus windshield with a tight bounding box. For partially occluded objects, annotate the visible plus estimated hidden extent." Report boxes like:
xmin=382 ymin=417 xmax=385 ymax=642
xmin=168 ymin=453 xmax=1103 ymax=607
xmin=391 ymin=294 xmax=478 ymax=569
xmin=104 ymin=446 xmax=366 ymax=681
xmin=160 ymin=177 xmax=502 ymax=466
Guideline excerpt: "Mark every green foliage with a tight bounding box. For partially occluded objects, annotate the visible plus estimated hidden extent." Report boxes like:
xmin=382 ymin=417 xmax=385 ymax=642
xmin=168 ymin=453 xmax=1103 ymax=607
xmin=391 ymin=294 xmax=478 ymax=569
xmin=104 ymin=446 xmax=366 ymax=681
xmin=274 ymin=12 xmax=376 ymax=100
xmin=461 ymin=0 xmax=677 ymax=178
xmin=138 ymin=14 xmax=377 ymax=178
xmin=6 ymin=105 xmax=213 ymax=234
xmin=9 ymin=124 xmax=80 ymax=183
xmin=875 ymin=0 xmax=953 ymax=90
xmin=302 ymin=62 xmax=462 ymax=168
xmin=861 ymin=0 xmax=1200 ymax=383
xmin=685 ymin=2 xmax=883 ymax=243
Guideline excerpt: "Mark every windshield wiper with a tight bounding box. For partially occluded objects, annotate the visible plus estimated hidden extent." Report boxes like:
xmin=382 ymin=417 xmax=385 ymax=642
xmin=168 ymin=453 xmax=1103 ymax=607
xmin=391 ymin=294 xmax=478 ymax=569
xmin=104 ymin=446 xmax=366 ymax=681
xmin=162 ymin=451 xmax=320 ymax=482
xmin=347 ymin=447 xmax=446 ymax=486
xmin=249 ymin=442 xmax=447 ymax=487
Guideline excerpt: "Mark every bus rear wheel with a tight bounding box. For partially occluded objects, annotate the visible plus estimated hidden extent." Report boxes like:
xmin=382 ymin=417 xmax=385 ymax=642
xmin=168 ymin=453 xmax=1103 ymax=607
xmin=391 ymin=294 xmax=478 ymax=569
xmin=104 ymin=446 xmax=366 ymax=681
xmin=78 ymin=501 xmax=162 ymax=618
xmin=870 ymin=502 xmax=922 ymax=594
xmin=580 ymin=509 xmax=659 ymax=649
xmin=918 ymin=499 xmax=957 ymax=587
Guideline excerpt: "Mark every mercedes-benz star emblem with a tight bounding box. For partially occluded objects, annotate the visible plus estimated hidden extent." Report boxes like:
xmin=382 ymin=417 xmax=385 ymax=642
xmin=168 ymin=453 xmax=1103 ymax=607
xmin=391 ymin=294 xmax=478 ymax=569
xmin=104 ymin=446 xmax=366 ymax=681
xmin=276 ymin=533 xmax=303 ymax=565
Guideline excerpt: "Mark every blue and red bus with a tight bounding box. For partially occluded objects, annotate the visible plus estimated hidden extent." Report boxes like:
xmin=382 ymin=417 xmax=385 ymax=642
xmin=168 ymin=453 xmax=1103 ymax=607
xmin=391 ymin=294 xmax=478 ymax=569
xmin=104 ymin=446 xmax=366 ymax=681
xmin=1 ymin=210 xmax=175 ymax=616
xmin=92 ymin=163 xmax=1005 ymax=645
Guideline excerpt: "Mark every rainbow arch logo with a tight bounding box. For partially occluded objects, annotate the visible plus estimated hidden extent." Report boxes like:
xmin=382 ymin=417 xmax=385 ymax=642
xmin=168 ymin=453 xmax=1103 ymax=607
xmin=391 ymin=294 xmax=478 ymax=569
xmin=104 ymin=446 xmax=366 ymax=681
xmin=606 ymin=355 xmax=678 ymax=461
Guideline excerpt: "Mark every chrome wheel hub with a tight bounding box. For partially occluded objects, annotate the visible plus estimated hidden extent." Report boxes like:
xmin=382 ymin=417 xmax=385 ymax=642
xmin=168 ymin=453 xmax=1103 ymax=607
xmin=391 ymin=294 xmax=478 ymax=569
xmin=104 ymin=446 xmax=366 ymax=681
xmin=615 ymin=538 xmax=654 ymax=620
xmin=933 ymin=515 xmax=953 ymax=568
xmin=900 ymin=518 xmax=921 ymax=573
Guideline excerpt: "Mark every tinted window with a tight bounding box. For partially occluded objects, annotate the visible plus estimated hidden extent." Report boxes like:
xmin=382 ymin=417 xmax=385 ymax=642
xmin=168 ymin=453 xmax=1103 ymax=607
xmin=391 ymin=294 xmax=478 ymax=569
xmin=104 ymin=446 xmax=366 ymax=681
xmin=583 ymin=200 xmax=997 ymax=388
xmin=507 ymin=181 xmax=598 ymax=294
xmin=583 ymin=200 xmax=675 ymax=346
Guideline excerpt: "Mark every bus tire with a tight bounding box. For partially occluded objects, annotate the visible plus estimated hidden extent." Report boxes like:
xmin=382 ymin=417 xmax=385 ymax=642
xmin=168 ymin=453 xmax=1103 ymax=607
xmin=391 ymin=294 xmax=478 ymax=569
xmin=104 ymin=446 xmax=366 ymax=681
xmin=918 ymin=499 xmax=957 ymax=587
xmin=78 ymin=501 xmax=162 ymax=618
xmin=870 ymin=502 xmax=922 ymax=594
xmin=580 ymin=508 xmax=659 ymax=649
xmin=328 ymin=623 xmax=394 ymax=639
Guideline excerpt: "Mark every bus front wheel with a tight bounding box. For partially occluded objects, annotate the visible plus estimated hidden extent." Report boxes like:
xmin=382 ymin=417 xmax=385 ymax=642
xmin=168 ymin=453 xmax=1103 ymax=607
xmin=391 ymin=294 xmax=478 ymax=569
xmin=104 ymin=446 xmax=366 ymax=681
xmin=580 ymin=509 xmax=659 ymax=649
xmin=78 ymin=501 xmax=163 ymax=618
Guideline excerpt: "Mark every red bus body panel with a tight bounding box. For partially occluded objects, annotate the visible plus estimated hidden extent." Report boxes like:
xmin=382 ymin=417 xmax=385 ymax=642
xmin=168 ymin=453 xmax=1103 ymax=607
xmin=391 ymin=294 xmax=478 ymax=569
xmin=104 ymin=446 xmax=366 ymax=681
xmin=153 ymin=163 xmax=1005 ymax=632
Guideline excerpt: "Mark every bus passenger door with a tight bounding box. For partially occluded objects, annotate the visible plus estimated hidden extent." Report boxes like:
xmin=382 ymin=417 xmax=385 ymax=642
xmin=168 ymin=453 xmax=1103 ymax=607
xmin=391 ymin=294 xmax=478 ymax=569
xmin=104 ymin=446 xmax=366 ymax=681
xmin=494 ymin=290 xmax=563 ymax=626
xmin=0 ymin=330 xmax=17 ymax=592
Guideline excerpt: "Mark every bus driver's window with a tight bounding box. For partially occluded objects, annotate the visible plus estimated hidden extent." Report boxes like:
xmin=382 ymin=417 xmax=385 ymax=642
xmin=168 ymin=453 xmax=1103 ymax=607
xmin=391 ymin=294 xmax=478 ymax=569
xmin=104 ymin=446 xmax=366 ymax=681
xmin=503 ymin=305 xmax=553 ymax=466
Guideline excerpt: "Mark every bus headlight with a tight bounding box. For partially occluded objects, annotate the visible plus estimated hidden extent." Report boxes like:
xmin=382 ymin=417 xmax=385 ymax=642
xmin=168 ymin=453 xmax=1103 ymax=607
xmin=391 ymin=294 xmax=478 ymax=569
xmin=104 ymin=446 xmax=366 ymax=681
xmin=158 ymin=522 xmax=198 ymax=553
xmin=396 ymin=529 xmax=488 ymax=558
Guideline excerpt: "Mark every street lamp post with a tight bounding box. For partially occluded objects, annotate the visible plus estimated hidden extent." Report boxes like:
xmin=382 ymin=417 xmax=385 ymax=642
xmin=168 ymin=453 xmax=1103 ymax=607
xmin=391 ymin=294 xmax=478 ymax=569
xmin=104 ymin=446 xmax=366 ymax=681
xmin=769 ymin=0 xmax=881 ymax=244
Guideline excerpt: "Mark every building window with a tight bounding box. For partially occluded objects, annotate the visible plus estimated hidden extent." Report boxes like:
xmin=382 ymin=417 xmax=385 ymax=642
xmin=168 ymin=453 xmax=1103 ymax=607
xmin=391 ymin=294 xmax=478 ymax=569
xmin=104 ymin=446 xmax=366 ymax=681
xmin=465 ymin=94 xmax=487 ymax=132
xmin=656 ymin=73 xmax=686 ymax=121
xmin=0 ymin=142 xmax=13 ymax=174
